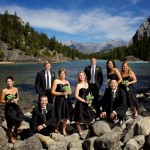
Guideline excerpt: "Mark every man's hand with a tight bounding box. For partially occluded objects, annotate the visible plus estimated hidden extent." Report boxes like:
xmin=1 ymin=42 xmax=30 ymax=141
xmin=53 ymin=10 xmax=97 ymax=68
xmin=100 ymin=112 xmax=106 ymax=119
xmin=109 ymin=112 xmax=115 ymax=120
xmin=37 ymin=125 xmax=44 ymax=131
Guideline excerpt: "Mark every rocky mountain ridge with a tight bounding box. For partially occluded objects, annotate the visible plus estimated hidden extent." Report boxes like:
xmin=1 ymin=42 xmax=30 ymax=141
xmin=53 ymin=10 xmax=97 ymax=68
xmin=63 ymin=40 xmax=127 ymax=54
xmin=130 ymin=16 xmax=150 ymax=44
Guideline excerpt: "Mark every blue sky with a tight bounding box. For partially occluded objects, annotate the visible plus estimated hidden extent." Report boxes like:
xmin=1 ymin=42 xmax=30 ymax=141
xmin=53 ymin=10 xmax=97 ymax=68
xmin=0 ymin=0 xmax=149 ymax=43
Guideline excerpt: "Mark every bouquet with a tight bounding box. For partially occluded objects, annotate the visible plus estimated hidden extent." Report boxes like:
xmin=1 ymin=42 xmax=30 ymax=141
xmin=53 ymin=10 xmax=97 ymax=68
xmin=121 ymin=80 xmax=129 ymax=91
xmin=86 ymin=93 xmax=94 ymax=107
xmin=62 ymin=85 xmax=70 ymax=98
xmin=106 ymin=79 xmax=110 ymax=84
xmin=6 ymin=94 xmax=16 ymax=103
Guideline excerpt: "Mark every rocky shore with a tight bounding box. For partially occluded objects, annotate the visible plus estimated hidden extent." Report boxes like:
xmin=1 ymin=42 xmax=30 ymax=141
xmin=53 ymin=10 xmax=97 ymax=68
xmin=0 ymin=90 xmax=150 ymax=150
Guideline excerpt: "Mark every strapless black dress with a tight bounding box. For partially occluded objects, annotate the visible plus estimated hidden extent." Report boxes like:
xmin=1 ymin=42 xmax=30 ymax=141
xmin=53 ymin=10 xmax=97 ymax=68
xmin=108 ymin=73 xmax=119 ymax=81
xmin=4 ymin=93 xmax=24 ymax=128
xmin=120 ymin=76 xmax=138 ymax=108
xmin=54 ymin=84 xmax=73 ymax=121
xmin=74 ymin=87 xmax=94 ymax=123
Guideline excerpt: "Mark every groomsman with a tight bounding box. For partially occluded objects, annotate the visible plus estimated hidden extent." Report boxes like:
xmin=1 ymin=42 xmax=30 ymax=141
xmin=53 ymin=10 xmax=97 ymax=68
xmin=30 ymin=96 xmax=55 ymax=136
xmin=100 ymin=79 xmax=127 ymax=125
xmin=35 ymin=61 xmax=55 ymax=104
xmin=84 ymin=57 xmax=103 ymax=119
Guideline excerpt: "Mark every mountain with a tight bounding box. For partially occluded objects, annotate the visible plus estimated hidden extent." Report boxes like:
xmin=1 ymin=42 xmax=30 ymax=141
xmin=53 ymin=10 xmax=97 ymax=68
xmin=63 ymin=40 xmax=127 ymax=54
xmin=130 ymin=16 xmax=150 ymax=44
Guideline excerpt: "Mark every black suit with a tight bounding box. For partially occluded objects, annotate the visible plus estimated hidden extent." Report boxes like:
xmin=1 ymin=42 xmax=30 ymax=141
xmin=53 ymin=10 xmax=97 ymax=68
xmin=102 ymin=87 xmax=127 ymax=120
xmin=35 ymin=70 xmax=55 ymax=104
xmin=84 ymin=65 xmax=103 ymax=117
xmin=30 ymin=103 xmax=55 ymax=136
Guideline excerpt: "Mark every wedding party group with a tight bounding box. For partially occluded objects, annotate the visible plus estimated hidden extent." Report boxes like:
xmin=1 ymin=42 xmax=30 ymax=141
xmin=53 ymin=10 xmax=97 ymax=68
xmin=0 ymin=57 xmax=138 ymax=144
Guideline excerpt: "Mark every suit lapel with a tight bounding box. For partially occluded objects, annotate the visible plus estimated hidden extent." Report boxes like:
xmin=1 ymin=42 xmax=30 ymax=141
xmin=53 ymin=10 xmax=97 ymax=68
xmin=42 ymin=70 xmax=46 ymax=86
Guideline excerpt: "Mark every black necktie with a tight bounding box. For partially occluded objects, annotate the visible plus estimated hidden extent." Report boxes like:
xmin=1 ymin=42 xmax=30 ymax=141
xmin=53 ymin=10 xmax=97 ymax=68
xmin=112 ymin=91 xmax=115 ymax=101
xmin=91 ymin=67 xmax=95 ymax=83
xmin=47 ymin=71 xmax=49 ymax=90
xmin=43 ymin=109 xmax=46 ymax=123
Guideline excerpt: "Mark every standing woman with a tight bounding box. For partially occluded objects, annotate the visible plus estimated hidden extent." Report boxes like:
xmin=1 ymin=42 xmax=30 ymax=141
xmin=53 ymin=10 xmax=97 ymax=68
xmin=120 ymin=61 xmax=138 ymax=117
xmin=0 ymin=76 xmax=24 ymax=143
xmin=74 ymin=71 xmax=93 ymax=136
xmin=106 ymin=59 xmax=122 ymax=84
xmin=51 ymin=68 xmax=72 ymax=136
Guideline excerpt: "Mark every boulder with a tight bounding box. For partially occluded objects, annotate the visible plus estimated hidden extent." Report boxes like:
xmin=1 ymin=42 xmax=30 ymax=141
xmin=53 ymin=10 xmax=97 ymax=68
xmin=17 ymin=135 xmax=43 ymax=150
xmin=68 ymin=140 xmax=83 ymax=150
xmin=95 ymin=130 xmax=122 ymax=149
xmin=124 ymin=135 xmax=145 ymax=150
xmin=83 ymin=136 xmax=97 ymax=150
xmin=65 ymin=133 xmax=80 ymax=143
xmin=0 ymin=126 xmax=8 ymax=146
xmin=36 ymin=133 xmax=55 ymax=147
xmin=48 ymin=141 xmax=68 ymax=150
xmin=80 ymin=129 xmax=91 ymax=140
xmin=50 ymin=133 xmax=66 ymax=142
xmin=91 ymin=120 xmax=111 ymax=136
xmin=136 ymin=117 xmax=150 ymax=136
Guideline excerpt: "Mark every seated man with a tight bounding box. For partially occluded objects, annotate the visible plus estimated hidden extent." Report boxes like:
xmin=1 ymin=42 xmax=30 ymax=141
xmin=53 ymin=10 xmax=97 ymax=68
xmin=30 ymin=95 xmax=55 ymax=136
xmin=100 ymin=79 xmax=127 ymax=126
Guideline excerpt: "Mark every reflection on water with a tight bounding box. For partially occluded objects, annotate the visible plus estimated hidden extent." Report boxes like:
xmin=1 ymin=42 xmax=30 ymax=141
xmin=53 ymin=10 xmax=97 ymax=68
xmin=0 ymin=60 xmax=149 ymax=108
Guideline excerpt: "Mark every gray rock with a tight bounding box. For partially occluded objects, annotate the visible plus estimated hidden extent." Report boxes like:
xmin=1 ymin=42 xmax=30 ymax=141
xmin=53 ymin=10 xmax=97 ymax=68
xmin=136 ymin=117 xmax=150 ymax=136
xmin=12 ymin=140 xmax=24 ymax=150
xmin=68 ymin=140 xmax=83 ymax=150
xmin=83 ymin=136 xmax=97 ymax=150
xmin=48 ymin=141 xmax=67 ymax=150
xmin=0 ymin=126 xmax=8 ymax=146
xmin=80 ymin=129 xmax=91 ymax=140
xmin=124 ymin=135 xmax=145 ymax=150
xmin=91 ymin=120 xmax=111 ymax=136
xmin=65 ymin=133 xmax=80 ymax=143
xmin=1 ymin=121 xmax=7 ymax=129
xmin=17 ymin=135 xmax=43 ymax=150
xmin=36 ymin=133 xmax=55 ymax=147
xmin=95 ymin=130 xmax=122 ymax=149
xmin=50 ymin=133 xmax=66 ymax=142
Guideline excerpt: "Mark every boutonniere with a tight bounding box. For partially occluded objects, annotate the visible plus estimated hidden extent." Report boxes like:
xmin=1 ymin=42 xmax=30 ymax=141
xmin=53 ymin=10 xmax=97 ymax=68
xmin=96 ymin=68 xmax=99 ymax=71
xmin=51 ymin=73 xmax=54 ymax=77
xmin=45 ymin=109 xmax=48 ymax=113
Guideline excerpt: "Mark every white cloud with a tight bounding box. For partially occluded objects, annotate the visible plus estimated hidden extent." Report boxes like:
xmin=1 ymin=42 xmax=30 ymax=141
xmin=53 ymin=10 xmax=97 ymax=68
xmin=0 ymin=5 xmax=144 ymax=42
xmin=129 ymin=0 xmax=140 ymax=4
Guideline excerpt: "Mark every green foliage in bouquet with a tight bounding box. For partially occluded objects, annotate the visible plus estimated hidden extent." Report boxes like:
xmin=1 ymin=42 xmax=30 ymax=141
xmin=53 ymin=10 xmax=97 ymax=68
xmin=86 ymin=93 xmax=94 ymax=107
xmin=62 ymin=85 xmax=70 ymax=98
xmin=6 ymin=94 xmax=16 ymax=102
xmin=121 ymin=80 xmax=129 ymax=91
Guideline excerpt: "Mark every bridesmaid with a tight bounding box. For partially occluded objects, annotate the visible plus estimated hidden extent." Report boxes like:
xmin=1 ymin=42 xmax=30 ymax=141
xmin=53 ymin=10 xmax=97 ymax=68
xmin=51 ymin=68 xmax=72 ymax=136
xmin=106 ymin=59 xmax=122 ymax=84
xmin=120 ymin=61 xmax=138 ymax=117
xmin=74 ymin=71 xmax=94 ymax=136
xmin=0 ymin=76 xmax=24 ymax=143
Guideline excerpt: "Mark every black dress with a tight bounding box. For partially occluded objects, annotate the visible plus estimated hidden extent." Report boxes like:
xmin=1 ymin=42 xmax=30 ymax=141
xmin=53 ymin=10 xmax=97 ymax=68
xmin=74 ymin=87 xmax=94 ymax=123
xmin=4 ymin=93 xmax=24 ymax=128
xmin=54 ymin=84 xmax=73 ymax=121
xmin=108 ymin=74 xmax=118 ymax=81
xmin=120 ymin=76 xmax=137 ymax=108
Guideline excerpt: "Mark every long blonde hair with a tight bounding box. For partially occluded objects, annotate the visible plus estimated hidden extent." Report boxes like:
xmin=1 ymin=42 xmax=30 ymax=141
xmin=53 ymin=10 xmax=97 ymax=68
xmin=77 ymin=71 xmax=87 ymax=83
xmin=121 ymin=61 xmax=132 ymax=76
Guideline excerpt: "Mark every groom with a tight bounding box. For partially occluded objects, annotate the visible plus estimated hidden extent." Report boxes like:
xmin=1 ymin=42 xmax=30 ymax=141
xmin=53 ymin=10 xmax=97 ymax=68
xmin=84 ymin=57 xmax=103 ymax=119
xmin=35 ymin=60 xmax=55 ymax=104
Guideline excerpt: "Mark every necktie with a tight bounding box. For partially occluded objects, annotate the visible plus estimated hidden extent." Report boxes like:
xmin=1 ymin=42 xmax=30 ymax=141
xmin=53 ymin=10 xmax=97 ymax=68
xmin=47 ymin=71 xmax=49 ymax=90
xmin=43 ymin=109 xmax=46 ymax=123
xmin=112 ymin=91 xmax=115 ymax=101
xmin=91 ymin=67 xmax=95 ymax=83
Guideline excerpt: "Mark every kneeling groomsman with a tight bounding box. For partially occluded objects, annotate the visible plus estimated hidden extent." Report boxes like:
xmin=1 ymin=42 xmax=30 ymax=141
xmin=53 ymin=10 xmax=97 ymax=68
xmin=100 ymin=79 xmax=127 ymax=126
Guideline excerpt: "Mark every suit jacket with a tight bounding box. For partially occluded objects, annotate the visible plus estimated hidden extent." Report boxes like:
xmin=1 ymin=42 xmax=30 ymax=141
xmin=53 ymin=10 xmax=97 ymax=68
xmin=102 ymin=87 xmax=127 ymax=118
xmin=84 ymin=65 xmax=103 ymax=89
xmin=35 ymin=70 xmax=55 ymax=95
xmin=31 ymin=103 xmax=55 ymax=132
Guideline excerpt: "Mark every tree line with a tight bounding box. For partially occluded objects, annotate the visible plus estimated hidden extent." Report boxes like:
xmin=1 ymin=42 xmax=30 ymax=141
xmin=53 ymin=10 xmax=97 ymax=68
xmin=0 ymin=10 xmax=149 ymax=61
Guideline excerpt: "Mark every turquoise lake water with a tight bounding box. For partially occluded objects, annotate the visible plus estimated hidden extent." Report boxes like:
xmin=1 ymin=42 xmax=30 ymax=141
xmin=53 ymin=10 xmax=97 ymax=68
xmin=0 ymin=60 xmax=149 ymax=107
